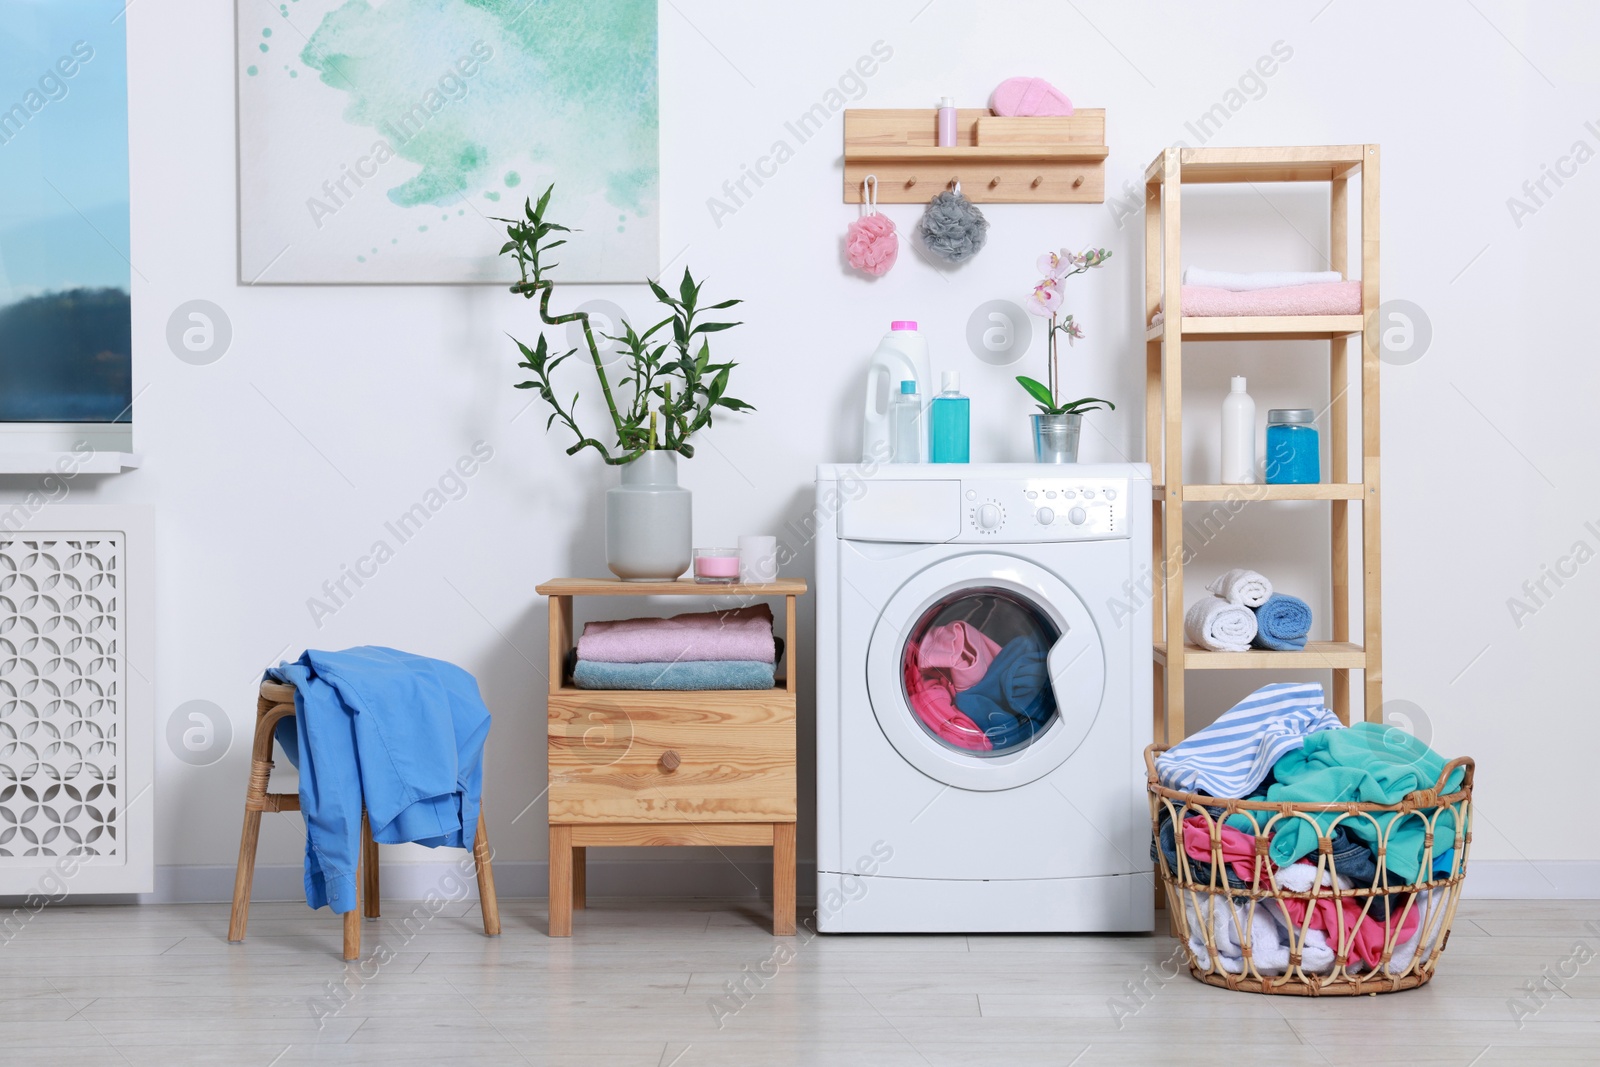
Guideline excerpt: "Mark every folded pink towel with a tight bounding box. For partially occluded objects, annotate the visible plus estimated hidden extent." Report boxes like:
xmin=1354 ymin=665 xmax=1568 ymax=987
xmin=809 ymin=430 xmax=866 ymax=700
xmin=577 ymin=604 xmax=775 ymax=664
xmin=1152 ymin=280 xmax=1361 ymax=322
xmin=917 ymin=621 xmax=1003 ymax=691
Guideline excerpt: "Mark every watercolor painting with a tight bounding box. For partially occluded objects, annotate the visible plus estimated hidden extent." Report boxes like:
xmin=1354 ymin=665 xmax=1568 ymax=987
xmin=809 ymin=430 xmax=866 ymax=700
xmin=237 ymin=0 xmax=659 ymax=284
xmin=0 ymin=1 xmax=132 ymax=422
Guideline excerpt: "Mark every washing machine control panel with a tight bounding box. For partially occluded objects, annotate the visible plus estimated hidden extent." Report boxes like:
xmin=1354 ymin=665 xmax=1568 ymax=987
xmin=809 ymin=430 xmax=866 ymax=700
xmin=960 ymin=478 xmax=1127 ymax=542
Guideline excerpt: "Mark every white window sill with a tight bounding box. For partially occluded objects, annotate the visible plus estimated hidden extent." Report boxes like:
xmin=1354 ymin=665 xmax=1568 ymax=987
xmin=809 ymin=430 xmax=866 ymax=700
xmin=0 ymin=451 xmax=141 ymax=474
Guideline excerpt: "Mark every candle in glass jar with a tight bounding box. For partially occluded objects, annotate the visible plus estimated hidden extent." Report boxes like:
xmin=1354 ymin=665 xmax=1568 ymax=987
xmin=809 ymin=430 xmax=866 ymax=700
xmin=693 ymin=549 xmax=740 ymax=582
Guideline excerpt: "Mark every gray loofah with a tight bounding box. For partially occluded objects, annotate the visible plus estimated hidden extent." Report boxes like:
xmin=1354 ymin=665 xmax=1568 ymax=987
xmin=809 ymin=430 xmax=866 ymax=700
xmin=918 ymin=188 xmax=989 ymax=263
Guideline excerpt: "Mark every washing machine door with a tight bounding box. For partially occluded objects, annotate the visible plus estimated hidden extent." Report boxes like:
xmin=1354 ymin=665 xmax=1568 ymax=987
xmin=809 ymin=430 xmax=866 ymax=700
xmin=866 ymin=553 xmax=1106 ymax=792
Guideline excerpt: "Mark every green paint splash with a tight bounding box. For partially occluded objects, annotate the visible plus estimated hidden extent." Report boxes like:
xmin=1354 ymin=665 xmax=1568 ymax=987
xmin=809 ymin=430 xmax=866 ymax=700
xmin=299 ymin=0 xmax=657 ymax=213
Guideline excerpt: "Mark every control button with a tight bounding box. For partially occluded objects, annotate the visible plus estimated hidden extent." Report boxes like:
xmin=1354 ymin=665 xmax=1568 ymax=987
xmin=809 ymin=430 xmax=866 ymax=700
xmin=966 ymin=490 xmax=977 ymax=500
xmin=1105 ymin=488 xmax=1117 ymax=500
xmin=1025 ymin=490 xmax=1037 ymax=499
xmin=1036 ymin=507 xmax=1055 ymax=525
xmin=977 ymin=503 xmax=1002 ymax=530
xmin=1068 ymin=507 xmax=1087 ymax=525
xmin=1064 ymin=491 xmax=1076 ymax=500
xmin=1045 ymin=490 xmax=1057 ymax=499
xmin=1083 ymin=489 xmax=1095 ymax=499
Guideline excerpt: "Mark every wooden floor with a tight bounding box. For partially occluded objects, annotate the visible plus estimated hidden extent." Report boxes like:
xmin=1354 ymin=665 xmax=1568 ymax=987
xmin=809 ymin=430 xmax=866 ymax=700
xmin=0 ymin=897 xmax=1593 ymax=1064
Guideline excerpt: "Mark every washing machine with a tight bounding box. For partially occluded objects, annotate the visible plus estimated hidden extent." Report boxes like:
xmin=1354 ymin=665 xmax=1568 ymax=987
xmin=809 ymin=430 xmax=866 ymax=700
xmin=815 ymin=462 xmax=1153 ymax=933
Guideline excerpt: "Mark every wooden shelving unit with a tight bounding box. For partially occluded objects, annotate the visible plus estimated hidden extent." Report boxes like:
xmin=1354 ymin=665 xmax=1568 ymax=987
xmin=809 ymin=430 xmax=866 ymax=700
xmin=1144 ymin=145 xmax=1381 ymax=742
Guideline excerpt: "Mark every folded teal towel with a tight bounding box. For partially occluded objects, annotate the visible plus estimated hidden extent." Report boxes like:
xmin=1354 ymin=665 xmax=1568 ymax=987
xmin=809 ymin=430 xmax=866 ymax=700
xmin=574 ymin=659 xmax=775 ymax=690
xmin=1251 ymin=593 xmax=1311 ymax=651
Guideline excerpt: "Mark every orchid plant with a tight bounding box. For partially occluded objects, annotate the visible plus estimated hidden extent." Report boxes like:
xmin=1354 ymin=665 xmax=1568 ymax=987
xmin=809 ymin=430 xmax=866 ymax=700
xmin=1019 ymin=247 xmax=1115 ymax=417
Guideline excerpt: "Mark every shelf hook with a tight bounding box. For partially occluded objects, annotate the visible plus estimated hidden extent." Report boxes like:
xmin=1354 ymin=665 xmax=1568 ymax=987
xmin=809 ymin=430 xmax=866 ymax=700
xmin=1031 ymin=176 xmax=1044 ymax=189
xmin=1072 ymin=175 xmax=1084 ymax=189
xmin=988 ymin=176 xmax=1001 ymax=189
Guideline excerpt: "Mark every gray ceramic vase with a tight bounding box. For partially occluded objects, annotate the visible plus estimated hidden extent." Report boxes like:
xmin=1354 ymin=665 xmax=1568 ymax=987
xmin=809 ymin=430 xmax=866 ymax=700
xmin=606 ymin=451 xmax=692 ymax=581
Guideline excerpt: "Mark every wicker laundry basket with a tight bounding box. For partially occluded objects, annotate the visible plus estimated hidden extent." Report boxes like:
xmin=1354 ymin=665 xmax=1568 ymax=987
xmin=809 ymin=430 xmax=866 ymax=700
xmin=1146 ymin=744 xmax=1474 ymax=995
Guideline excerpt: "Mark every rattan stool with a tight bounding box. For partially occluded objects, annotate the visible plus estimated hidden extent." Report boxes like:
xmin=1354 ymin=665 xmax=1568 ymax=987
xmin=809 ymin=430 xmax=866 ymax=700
xmin=227 ymin=679 xmax=501 ymax=959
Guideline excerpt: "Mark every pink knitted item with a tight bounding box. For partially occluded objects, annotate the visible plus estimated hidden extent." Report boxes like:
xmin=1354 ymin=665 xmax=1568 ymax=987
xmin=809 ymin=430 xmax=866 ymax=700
xmin=990 ymin=77 xmax=1073 ymax=117
xmin=917 ymin=621 xmax=1003 ymax=691
xmin=847 ymin=213 xmax=899 ymax=276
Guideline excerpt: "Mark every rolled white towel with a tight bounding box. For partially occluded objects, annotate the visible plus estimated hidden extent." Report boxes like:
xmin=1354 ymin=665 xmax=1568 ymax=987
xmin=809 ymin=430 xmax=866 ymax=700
xmin=1184 ymin=596 xmax=1258 ymax=652
xmin=1182 ymin=267 xmax=1344 ymax=291
xmin=1207 ymin=568 xmax=1273 ymax=608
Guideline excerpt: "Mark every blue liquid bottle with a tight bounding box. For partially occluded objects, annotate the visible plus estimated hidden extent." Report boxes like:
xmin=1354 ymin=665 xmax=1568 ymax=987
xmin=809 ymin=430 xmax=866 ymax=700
xmin=929 ymin=371 xmax=970 ymax=463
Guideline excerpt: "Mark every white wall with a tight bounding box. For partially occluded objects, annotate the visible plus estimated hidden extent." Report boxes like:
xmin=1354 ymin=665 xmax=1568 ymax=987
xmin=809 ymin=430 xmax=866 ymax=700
xmin=5 ymin=0 xmax=1595 ymax=897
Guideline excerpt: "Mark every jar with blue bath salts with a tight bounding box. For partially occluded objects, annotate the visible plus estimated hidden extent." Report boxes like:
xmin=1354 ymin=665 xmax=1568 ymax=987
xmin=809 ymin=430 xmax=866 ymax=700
xmin=1265 ymin=409 xmax=1319 ymax=484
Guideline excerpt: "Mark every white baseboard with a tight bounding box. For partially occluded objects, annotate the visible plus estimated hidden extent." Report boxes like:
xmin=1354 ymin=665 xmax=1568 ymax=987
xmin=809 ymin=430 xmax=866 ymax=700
xmin=1456 ymin=861 xmax=1600 ymax=899
xmin=5 ymin=858 xmax=1595 ymax=907
xmin=140 ymin=857 xmax=805 ymax=905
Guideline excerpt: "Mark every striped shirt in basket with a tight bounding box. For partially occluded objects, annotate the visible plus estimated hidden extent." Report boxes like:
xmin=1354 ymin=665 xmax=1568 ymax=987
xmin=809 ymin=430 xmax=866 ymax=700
xmin=1155 ymin=682 xmax=1343 ymax=797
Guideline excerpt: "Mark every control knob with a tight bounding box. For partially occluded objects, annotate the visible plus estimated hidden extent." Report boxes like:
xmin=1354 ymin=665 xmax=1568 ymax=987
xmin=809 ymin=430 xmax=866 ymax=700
xmin=976 ymin=503 xmax=1002 ymax=530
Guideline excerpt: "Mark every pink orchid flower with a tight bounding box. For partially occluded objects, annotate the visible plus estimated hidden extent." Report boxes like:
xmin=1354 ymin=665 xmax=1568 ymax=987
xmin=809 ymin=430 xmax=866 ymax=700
xmin=1037 ymin=251 xmax=1065 ymax=278
xmin=1061 ymin=316 xmax=1085 ymax=344
xmin=1027 ymin=276 xmax=1063 ymax=316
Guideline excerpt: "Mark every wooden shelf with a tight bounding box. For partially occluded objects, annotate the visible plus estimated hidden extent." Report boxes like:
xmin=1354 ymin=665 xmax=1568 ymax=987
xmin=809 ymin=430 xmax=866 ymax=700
xmin=1154 ymin=483 xmax=1367 ymax=502
xmin=1145 ymin=144 xmax=1383 ymax=742
xmin=1144 ymin=145 xmax=1371 ymax=186
xmin=1153 ymin=642 xmax=1367 ymax=670
xmin=844 ymin=108 xmax=1107 ymax=204
xmin=849 ymin=145 xmax=1109 ymax=163
xmin=1145 ymin=315 xmax=1364 ymax=342
xmin=536 ymin=577 xmax=807 ymax=597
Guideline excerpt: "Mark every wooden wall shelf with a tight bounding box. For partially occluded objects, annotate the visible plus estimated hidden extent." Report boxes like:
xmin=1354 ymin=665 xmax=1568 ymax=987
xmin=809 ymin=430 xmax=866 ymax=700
xmin=844 ymin=108 xmax=1107 ymax=204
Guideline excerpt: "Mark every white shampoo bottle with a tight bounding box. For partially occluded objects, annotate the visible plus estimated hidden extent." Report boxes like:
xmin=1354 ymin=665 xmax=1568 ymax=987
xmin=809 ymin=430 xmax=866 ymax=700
xmin=1221 ymin=375 xmax=1257 ymax=484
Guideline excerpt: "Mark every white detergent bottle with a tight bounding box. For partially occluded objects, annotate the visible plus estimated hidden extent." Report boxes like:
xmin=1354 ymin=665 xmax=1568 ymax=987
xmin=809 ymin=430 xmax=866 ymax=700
xmin=862 ymin=320 xmax=931 ymax=462
xmin=1220 ymin=375 xmax=1257 ymax=484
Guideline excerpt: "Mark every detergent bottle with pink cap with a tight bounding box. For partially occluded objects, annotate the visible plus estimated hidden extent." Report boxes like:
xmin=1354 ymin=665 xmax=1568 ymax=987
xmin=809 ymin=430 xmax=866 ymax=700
xmin=861 ymin=320 xmax=932 ymax=462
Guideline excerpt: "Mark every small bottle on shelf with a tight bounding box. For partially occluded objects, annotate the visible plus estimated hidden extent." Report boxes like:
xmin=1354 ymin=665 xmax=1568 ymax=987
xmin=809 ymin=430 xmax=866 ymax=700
xmin=890 ymin=380 xmax=923 ymax=463
xmin=937 ymin=97 xmax=957 ymax=147
xmin=1220 ymin=376 xmax=1257 ymax=484
xmin=929 ymin=372 xmax=970 ymax=463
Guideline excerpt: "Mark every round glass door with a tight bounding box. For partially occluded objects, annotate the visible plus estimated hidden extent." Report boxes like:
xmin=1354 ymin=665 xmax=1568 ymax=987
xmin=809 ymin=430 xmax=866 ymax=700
xmin=900 ymin=587 xmax=1060 ymax=756
xmin=867 ymin=554 xmax=1106 ymax=792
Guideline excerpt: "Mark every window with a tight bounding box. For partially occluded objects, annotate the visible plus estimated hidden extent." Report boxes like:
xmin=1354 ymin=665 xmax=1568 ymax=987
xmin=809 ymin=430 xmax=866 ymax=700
xmin=0 ymin=2 xmax=131 ymax=424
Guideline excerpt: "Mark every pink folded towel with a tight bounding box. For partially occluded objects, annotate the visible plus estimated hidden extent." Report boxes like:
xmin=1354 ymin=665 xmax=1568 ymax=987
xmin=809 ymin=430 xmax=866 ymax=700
xmin=1151 ymin=280 xmax=1361 ymax=322
xmin=917 ymin=621 xmax=1003 ymax=691
xmin=577 ymin=604 xmax=775 ymax=664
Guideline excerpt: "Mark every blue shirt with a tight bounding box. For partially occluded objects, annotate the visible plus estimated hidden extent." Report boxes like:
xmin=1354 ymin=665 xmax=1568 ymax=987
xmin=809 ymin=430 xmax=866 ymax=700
xmin=270 ymin=647 xmax=491 ymax=914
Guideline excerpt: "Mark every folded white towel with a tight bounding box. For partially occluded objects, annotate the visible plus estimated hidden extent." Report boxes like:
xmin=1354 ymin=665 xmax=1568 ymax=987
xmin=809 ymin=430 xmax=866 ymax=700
xmin=1184 ymin=596 xmax=1258 ymax=652
xmin=1207 ymin=568 xmax=1273 ymax=608
xmin=1182 ymin=267 xmax=1344 ymax=291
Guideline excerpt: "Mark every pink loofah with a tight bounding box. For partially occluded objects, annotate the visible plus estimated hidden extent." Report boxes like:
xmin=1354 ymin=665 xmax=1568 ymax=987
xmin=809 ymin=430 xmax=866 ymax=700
xmin=847 ymin=212 xmax=899 ymax=276
xmin=990 ymin=77 xmax=1073 ymax=117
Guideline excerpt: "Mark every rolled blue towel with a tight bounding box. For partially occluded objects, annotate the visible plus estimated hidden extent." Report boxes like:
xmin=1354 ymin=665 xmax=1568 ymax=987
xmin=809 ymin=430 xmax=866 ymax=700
xmin=573 ymin=659 xmax=774 ymax=690
xmin=1251 ymin=594 xmax=1312 ymax=651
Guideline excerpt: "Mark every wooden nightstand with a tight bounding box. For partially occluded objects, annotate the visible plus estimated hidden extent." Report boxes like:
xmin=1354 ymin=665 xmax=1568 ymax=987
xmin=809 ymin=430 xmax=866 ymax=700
xmin=536 ymin=577 xmax=805 ymax=936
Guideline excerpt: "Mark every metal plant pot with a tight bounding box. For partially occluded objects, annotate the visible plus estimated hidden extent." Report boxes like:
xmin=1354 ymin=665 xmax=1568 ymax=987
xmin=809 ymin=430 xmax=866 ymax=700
xmin=1031 ymin=412 xmax=1083 ymax=464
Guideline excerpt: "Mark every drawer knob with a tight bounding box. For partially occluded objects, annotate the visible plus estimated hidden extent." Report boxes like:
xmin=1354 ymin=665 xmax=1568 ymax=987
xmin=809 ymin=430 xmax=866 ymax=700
xmin=659 ymin=749 xmax=682 ymax=772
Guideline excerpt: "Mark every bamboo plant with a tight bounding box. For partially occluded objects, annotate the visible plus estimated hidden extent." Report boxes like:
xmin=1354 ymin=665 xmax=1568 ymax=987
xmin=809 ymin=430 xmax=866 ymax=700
xmin=500 ymin=186 xmax=751 ymax=464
